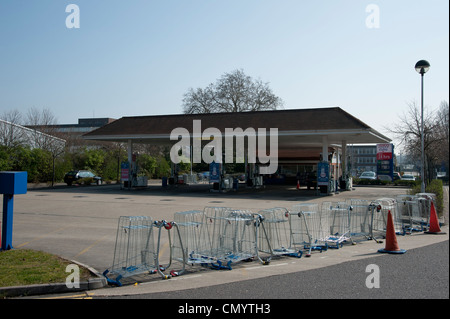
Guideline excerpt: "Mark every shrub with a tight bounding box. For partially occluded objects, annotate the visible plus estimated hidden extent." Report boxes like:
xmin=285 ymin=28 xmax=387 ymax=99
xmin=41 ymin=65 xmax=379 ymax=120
xmin=393 ymin=179 xmax=419 ymax=187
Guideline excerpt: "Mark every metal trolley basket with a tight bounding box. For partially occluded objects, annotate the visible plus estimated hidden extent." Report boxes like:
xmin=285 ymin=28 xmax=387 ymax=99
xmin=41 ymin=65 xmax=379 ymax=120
xmin=172 ymin=207 xmax=271 ymax=270
xmin=257 ymin=207 xmax=303 ymax=259
xmin=210 ymin=208 xmax=259 ymax=269
xmin=290 ymin=203 xmax=328 ymax=256
xmin=103 ymin=216 xmax=156 ymax=286
xmin=103 ymin=216 xmax=186 ymax=286
xmin=321 ymin=201 xmax=353 ymax=248
xmin=172 ymin=209 xmax=217 ymax=266
xmin=396 ymin=195 xmax=427 ymax=233
xmin=375 ymin=198 xmax=405 ymax=236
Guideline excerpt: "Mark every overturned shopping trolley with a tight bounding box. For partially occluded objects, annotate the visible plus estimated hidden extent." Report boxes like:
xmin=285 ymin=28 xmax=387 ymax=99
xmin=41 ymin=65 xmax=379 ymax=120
xmin=321 ymin=201 xmax=353 ymax=248
xmin=375 ymin=198 xmax=405 ymax=236
xmin=415 ymin=193 xmax=434 ymax=230
xmin=290 ymin=203 xmax=328 ymax=257
xmin=171 ymin=209 xmax=218 ymax=267
xmin=210 ymin=208 xmax=271 ymax=268
xmin=396 ymin=195 xmax=426 ymax=233
xmin=172 ymin=207 xmax=271 ymax=270
xmin=345 ymin=199 xmax=382 ymax=242
xmin=257 ymin=207 xmax=303 ymax=258
xmin=103 ymin=216 xmax=185 ymax=286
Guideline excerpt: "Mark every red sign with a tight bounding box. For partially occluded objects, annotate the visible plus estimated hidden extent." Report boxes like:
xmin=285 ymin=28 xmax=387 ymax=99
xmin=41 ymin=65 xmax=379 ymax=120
xmin=377 ymin=153 xmax=392 ymax=160
xmin=121 ymin=169 xmax=129 ymax=181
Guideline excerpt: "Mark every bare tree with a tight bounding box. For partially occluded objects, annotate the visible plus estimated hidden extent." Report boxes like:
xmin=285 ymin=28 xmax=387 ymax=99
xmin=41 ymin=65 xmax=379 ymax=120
xmin=25 ymin=107 xmax=61 ymax=151
xmin=24 ymin=107 xmax=66 ymax=186
xmin=182 ymin=84 xmax=218 ymax=114
xmin=387 ymin=101 xmax=447 ymax=182
xmin=183 ymin=69 xmax=283 ymax=114
xmin=434 ymin=101 xmax=449 ymax=173
xmin=0 ymin=109 xmax=26 ymax=147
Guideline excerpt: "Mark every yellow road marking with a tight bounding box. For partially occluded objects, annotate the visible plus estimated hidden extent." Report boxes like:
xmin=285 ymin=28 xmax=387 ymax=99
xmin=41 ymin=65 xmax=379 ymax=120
xmin=15 ymin=225 xmax=72 ymax=248
xmin=73 ymin=235 xmax=109 ymax=258
xmin=40 ymin=292 xmax=94 ymax=299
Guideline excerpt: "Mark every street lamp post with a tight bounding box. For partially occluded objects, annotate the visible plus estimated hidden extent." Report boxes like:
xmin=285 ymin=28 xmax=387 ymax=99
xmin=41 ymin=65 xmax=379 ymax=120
xmin=415 ymin=60 xmax=430 ymax=193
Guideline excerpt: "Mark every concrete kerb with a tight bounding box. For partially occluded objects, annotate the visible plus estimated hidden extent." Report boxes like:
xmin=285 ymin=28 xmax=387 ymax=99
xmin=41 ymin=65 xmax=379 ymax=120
xmin=0 ymin=259 xmax=107 ymax=298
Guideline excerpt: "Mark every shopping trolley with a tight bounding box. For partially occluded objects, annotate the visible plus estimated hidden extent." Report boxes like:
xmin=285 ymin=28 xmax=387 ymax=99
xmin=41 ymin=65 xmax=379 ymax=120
xmin=103 ymin=216 xmax=185 ymax=286
xmin=290 ymin=203 xmax=328 ymax=257
xmin=396 ymin=195 xmax=426 ymax=233
xmin=103 ymin=216 xmax=157 ymax=286
xmin=321 ymin=201 xmax=352 ymax=248
xmin=257 ymin=207 xmax=303 ymax=259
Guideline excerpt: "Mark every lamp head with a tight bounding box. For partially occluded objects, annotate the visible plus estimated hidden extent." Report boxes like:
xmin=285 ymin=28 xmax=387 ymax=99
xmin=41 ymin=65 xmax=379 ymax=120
xmin=415 ymin=60 xmax=430 ymax=75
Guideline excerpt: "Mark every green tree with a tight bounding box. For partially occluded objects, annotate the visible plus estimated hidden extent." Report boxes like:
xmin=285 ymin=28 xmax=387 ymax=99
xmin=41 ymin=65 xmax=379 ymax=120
xmin=84 ymin=148 xmax=105 ymax=175
xmin=137 ymin=154 xmax=157 ymax=178
xmin=155 ymin=156 xmax=171 ymax=178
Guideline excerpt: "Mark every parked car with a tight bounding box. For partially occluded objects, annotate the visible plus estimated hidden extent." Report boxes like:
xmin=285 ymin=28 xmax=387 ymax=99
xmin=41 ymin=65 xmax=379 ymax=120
xmin=64 ymin=170 xmax=102 ymax=186
xmin=401 ymin=174 xmax=416 ymax=181
xmin=359 ymin=171 xmax=377 ymax=180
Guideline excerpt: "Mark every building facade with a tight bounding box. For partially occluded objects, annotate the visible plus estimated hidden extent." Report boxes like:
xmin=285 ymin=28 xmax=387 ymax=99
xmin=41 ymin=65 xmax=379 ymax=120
xmin=347 ymin=144 xmax=377 ymax=176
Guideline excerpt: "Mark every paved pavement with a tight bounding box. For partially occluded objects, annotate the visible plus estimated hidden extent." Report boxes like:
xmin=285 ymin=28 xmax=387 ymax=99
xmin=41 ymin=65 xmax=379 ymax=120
xmin=6 ymin=182 xmax=449 ymax=298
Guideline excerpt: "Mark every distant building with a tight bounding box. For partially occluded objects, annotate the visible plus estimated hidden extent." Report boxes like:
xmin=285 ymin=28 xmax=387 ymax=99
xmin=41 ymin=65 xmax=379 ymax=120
xmin=42 ymin=118 xmax=116 ymax=136
xmin=347 ymin=144 xmax=377 ymax=176
xmin=26 ymin=118 xmax=116 ymax=150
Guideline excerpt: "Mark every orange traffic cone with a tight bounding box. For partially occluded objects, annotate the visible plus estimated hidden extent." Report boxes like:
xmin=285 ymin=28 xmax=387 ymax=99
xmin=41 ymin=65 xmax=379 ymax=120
xmin=425 ymin=201 xmax=446 ymax=235
xmin=378 ymin=211 xmax=406 ymax=254
xmin=296 ymin=180 xmax=300 ymax=190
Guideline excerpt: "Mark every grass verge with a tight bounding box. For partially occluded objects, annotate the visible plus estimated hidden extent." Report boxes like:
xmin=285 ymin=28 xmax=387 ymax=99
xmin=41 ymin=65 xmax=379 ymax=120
xmin=0 ymin=248 xmax=91 ymax=287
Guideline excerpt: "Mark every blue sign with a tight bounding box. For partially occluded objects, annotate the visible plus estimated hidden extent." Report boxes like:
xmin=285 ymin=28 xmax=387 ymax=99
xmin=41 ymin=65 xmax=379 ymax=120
xmin=121 ymin=162 xmax=130 ymax=181
xmin=376 ymin=144 xmax=394 ymax=180
xmin=317 ymin=162 xmax=330 ymax=186
xmin=1 ymin=171 xmax=28 ymax=251
xmin=209 ymin=162 xmax=221 ymax=183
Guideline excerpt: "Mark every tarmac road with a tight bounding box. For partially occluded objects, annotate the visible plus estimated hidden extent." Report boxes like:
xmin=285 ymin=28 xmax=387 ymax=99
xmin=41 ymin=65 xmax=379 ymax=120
xmin=111 ymin=240 xmax=448 ymax=300
xmin=8 ymin=183 xmax=449 ymax=300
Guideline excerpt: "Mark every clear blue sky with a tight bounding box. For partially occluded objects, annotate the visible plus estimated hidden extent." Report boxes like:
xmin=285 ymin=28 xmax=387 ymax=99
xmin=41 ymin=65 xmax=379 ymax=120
xmin=1 ymin=0 xmax=448 ymax=141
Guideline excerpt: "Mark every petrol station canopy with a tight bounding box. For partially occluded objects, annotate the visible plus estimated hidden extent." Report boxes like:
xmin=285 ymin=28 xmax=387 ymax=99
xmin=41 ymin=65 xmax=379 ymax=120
xmin=83 ymin=107 xmax=391 ymax=164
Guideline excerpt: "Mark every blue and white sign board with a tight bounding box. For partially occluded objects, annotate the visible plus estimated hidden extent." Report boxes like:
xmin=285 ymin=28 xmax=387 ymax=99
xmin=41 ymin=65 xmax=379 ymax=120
xmin=317 ymin=162 xmax=330 ymax=186
xmin=209 ymin=162 xmax=221 ymax=183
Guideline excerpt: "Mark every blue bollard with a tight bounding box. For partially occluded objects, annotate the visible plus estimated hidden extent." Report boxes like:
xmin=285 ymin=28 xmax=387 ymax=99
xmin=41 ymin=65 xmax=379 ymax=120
xmin=0 ymin=171 xmax=27 ymax=251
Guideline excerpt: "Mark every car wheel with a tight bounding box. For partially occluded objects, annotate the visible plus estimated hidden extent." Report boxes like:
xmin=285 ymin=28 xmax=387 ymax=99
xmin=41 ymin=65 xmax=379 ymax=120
xmin=67 ymin=182 xmax=72 ymax=186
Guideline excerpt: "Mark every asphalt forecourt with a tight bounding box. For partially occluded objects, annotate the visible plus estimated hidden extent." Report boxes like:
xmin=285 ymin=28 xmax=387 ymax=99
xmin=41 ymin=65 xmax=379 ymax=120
xmin=7 ymin=183 xmax=448 ymax=297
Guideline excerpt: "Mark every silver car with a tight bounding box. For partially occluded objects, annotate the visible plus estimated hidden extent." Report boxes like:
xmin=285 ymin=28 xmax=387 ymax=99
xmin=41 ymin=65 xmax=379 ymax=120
xmin=401 ymin=174 xmax=416 ymax=181
xmin=359 ymin=171 xmax=377 ymax=180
